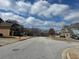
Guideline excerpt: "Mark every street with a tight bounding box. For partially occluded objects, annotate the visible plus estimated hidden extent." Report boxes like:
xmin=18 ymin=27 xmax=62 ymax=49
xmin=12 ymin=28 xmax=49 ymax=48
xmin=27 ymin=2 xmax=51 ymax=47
xmin=0 ymin=37 xmax=79 ymax=59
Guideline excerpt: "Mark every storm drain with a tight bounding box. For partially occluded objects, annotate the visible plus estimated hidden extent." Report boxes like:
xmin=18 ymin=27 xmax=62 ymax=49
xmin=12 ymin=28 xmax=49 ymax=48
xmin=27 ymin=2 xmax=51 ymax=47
xmin=12 ymin=48 xmax=20 ymax=51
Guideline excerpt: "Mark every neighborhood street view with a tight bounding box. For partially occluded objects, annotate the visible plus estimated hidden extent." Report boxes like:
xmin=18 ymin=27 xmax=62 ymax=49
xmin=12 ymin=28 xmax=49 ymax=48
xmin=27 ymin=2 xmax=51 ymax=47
xmin=0 ymin=37 xmax=79 ymax=59
xmin=0 ymin=0 xmax=79 ymax=59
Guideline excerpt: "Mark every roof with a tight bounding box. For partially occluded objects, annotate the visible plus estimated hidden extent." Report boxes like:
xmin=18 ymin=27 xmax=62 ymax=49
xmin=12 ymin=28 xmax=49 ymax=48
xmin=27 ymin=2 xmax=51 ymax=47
xmin=71 ymin=29 xmax=79 ymax=35
xmin=0 ymin=22 xmax=13 ymax=27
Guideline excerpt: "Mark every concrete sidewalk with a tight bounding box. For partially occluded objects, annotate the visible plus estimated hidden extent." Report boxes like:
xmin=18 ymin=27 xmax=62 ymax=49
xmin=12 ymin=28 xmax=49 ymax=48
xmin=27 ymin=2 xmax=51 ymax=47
xmin=0 ymin=36 xmax=31 ymax=47
xmin=62 ymin=46 xmax=79 ymax=59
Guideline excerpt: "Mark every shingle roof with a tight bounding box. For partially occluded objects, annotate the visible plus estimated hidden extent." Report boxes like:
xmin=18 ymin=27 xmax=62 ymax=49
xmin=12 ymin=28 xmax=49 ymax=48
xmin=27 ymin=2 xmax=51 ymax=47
xmin=0 ymin=22 xmax=13 ymax=27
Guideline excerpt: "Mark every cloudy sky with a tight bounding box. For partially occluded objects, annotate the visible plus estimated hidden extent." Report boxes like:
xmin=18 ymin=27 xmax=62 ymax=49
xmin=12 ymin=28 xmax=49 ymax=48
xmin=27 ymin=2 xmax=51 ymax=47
xmin=0 ymin=0 xmax=79 ymax=30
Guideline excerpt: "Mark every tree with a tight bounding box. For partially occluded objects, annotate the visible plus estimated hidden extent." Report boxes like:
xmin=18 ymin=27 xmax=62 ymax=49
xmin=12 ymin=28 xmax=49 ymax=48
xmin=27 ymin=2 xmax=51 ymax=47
xmin=5 ymin=20 xmax=18 ymax=24
xmin=49 ymin=28 xmax=55 ymax=36
xmin=0 ymin=18 xmax=4 ymax=23
xmin=10 ymin=23 xmax=24 ymax=36
xmin=6 ymin=20 xmax=24 ymax=36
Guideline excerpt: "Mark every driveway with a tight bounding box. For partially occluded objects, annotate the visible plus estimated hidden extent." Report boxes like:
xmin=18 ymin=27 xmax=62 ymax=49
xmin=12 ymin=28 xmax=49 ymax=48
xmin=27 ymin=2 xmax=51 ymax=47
xmin=0 ymin=37 xmax=79 ymax=59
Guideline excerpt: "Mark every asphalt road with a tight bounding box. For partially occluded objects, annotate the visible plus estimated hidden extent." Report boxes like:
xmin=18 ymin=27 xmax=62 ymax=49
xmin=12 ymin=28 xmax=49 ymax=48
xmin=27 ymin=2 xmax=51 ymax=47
xmin=0 ymin=37 xmax=79 ymax=59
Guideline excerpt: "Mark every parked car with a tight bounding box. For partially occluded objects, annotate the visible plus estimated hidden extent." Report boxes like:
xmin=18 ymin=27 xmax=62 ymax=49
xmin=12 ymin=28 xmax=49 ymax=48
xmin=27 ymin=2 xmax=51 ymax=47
xmin=71 ymin=34 xmax=79 ymax=40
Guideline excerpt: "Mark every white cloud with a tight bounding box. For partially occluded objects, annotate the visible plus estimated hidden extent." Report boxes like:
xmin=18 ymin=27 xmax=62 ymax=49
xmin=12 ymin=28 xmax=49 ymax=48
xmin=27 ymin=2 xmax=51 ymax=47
xmin=25 ymin=16 xmax=65 ymax=30
xmin=64 ymin=11 xmax=79 ymax=20
xmin=29 ymin=0 xmax=70 ymax=18
xmin=30 ymin=1 xmax=50 ymax=15
xmin=0 ymin=0 xmax=11 ymax=8
xmin=39 ymin=4 xmax=69 ymax=18
xmin=15 ymin=1 xmax=31 ymax=13
xmin=0 ymin=0 xmax=75 ymax=30
xmin=64 ymin=11 xmax=79 ymax=24
xmin=0 ymin=0 xmax=31 ymax=16
xmin=0 ymin=0 xmax=14 ymax=11
xmin=0 ymin=11 xmax=66 ymax=30
xmin=44 ymin=21 xmax=65 ymax=27
xmin=25 ymin=17 xmax=44 ymax=26
xmin=48 ymin=4 xmax=69 ymax=15
xmin=0 ymin=12 xmax=25 ymax=24
xmin=0 ymin=0 xmax=70 ymax=18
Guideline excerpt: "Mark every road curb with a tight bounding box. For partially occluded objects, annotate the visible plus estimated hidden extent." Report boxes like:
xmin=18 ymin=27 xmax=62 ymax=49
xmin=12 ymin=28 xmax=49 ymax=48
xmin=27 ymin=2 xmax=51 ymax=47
xmin=62 ymin=46 xmax=79 ymax=59
xmin=62 ymin=48 xmax=71 ymax=59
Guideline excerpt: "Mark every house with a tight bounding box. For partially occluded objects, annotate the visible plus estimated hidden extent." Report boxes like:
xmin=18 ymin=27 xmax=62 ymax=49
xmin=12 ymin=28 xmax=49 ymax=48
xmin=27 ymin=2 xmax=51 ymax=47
xmin=0 ymin=22 xmax=13 ymax=37
xmin=60 ymin=26 xmax=71 ymax=38
xmin=60 ymin=23 xmax=79 ymax=39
